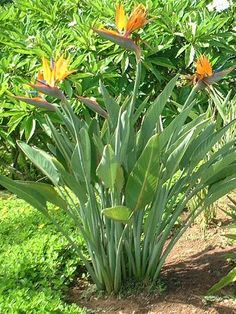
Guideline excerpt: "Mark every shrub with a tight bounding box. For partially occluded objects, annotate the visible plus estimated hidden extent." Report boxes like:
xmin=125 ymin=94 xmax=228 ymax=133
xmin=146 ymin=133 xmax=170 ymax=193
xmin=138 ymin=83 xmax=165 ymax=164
xmin=0 ymin=195 xmax=84 ymax=313
xmin=1 ymin=1 xmax=236 ymax=294
xmin=0 ymin=0 xmax=235 ymax=179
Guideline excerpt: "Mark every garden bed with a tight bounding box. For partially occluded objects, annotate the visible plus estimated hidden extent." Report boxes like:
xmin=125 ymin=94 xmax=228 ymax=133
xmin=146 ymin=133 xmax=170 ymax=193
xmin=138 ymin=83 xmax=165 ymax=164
xmin=69 ymin=195 xmax=236 ymax=313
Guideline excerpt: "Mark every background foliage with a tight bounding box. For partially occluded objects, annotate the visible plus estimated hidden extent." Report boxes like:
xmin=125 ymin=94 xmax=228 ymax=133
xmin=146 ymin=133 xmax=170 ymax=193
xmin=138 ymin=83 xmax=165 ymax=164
xmin=0 ymin=193 xmax=85 ymax=313
xmin=0 ymin=0 xmax=235 ymax=179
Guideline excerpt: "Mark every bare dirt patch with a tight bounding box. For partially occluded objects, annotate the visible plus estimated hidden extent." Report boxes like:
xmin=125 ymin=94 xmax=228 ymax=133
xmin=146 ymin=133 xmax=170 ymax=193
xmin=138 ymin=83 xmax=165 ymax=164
xmin=69 ymin=196 xmax=236 ymax=314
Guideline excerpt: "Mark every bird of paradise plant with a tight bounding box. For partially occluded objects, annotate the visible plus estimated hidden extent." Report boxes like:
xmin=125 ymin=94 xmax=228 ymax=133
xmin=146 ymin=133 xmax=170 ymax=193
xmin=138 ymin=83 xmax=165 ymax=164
xmin=94 ymin=3 xmax=148 ymax=60
xmin=195 ymin=55 xmax=213 ymax=82
xmin=37 ymin=56 xmax=76 ymax=87
xmin=193 ymin=54 xmax=235 ymax=86
xmin=1 ymin=8 xmax=236 ymax=295
xmin=184 ymin=54 xmax=235 ymax=109
xmin=114 ymin=3 xmax=147 ymax=37
xmin=15 ymin=55 xmax=75 ymax=109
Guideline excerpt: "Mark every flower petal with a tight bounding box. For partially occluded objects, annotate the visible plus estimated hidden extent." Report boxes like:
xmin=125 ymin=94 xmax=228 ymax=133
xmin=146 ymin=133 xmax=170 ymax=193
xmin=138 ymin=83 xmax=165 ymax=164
xmin=196 ymin=55 xmax=213 ymax=80
xmin=42 ymin=57 xmax=55 ymax=87
xmin=115 ymin=3 xmax=127 ymax=32
xmin=125 ymin=4 xmax=147 ymax=36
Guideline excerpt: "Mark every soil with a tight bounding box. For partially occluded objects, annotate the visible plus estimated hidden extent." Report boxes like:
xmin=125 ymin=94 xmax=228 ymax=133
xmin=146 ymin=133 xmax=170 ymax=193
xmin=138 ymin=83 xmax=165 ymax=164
xmin=69 ymin=195 xmax=236 ymax=314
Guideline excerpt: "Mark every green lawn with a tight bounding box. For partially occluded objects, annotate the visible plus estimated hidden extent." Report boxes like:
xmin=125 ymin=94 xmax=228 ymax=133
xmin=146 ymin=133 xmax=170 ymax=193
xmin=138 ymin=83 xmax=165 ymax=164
xmin=0 ymin=192 xmax=85 ymax=314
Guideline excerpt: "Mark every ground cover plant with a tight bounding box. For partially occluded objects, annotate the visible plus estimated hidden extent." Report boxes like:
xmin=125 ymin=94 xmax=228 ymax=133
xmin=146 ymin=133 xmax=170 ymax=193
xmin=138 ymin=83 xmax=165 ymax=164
xmin=0 ymin=192 xmax=85 ymax=313
xmin=0 ymin=2 xmax=236 ymax=296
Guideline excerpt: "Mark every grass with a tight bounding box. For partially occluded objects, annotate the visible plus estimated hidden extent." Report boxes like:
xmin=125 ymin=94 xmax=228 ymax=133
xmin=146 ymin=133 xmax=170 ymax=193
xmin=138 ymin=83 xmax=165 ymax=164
xmin=0 ymin=191 xmax=85 ymax=314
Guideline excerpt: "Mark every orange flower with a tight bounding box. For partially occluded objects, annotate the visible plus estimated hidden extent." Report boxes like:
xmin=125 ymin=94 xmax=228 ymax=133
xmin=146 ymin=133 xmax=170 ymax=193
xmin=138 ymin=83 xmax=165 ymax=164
xmin=37 ymin=56 xmax=76 ymax=87
xmin=189 ymin=54 xmax=235 ymax=87
xmin=93 ymin=3 xmax=147 ymax=56
xmin=114 ymin=3 xmax=147 ymax=37
xmin=124 ymin=4 xmax=147 ymax=37
xmin=195 ymin=55 xmax=213 ymax=81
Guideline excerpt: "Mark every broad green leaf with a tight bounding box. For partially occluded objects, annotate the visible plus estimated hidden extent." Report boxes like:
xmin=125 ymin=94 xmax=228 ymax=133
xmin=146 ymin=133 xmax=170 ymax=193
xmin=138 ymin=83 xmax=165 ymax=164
xmin=114 ymin=108 xmax=130 ymax=166
xmin=24 ymin=116 xmax=36 ymax=143
xmin=138 ymin=75 xmax=178 ymax=153
xmin=125 ymin=134 xmax=160 ymax=211
xmin=78 ymin=127 xmax=91 ymax=182
xmin=45 ymin=116 xmax=72 ymax=164
xmin=132 ymin=95 xmax=150 ymax=125
xmin=71 ymin=144 xmax=86 ymax=182
xmin=164 ymin=130 xmax=194 ymax=180
xmin=180 ymin=123 xmax=215 ymax=168
xmin=96 ymin=144 xmax=124 ymax=191
xmin=208 ymin=89 xmax=231 ymax=121
xmin=190 ymin=140 xmax=236 ymax=183
xmin=18 ymin=141 xmax=60 ymax=185
xmin=185 ymin=44 xmax=195 ymax=67
xmin=99 ymin=80 xmax=120 ymax=129
xmin=190 ymin=119 xmax=236 ymax=168
xmin=204 ymin=175 xmax=236 ymax=207
xmin=200 ymin=152 xmax=236 ymax=185
xmin=16 ymin=181 xmax=67 ymax=210
xmin=159 ymin=100 xmax=197 ymax=151
xmin=0 ymin=175 xmax=46 ymax=213
xmin=102 ymin=206 xmax=132 ymax=222
xmin=208 ymin=267 xmax=236 ymax=295
xmin=60 ymin=170 xmax=87 ymax=205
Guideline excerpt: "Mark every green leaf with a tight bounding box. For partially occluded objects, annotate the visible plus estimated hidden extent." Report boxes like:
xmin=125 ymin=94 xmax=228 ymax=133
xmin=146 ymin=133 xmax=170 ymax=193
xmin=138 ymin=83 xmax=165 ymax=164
xmin=71 ymin=144 xmax=86 ymax=182
xmin=0 ymin=175 xmax=47 ymax=213
xmin=204 ymin=175 xmax=236 ymax=207
xmin=138 ymin=75 xmax=178 ymax=153
xmin=159 ymin=100 xmax=197 ymax=151
xmin=180 ymin=122 xmax=214 ymax=168
xmin=63 ymin=79 xmax=73 ymax=98
xmin=18 ymin=141 xmax=60 ymax=185
xmin=78 ymin=127 xmax=91 ymax=182
xmin=185 ymin=44 xmax=195 ymax=67
xmin=200 ymin=151 xmax=236 ymax=185
xmin=114 ymin=108 xmax=130 ymax=166
xmin=125 ymin=134 xmax=160 ymax=211
xmin=102 ymin=206 xmax=132 ymax=222
xmin=17 ymin=181 xmax=67 ymax=210
xmin=99 ymin=80 xmax=120 ymax=129
xmin=24 ymin=116 xmax=36 ymax=142
xmin=208 ymin=267 xmax=236 ymax=295
xmin=190 ymin=119 xmax=236 ymax=168
xmin=96 ymin=144 xmax=124 ymax=191
xmin=164 ymin=130 xmax=194 ymax=180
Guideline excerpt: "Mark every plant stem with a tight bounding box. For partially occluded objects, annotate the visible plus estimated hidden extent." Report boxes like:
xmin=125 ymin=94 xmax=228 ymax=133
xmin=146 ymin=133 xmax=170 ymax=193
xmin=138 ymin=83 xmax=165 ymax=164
xmin=128 ymin=60 xmax=142 ymax=117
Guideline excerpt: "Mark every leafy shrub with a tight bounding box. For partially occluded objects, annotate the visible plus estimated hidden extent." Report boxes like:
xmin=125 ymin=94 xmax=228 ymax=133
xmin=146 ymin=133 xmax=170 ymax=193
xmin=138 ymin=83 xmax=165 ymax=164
xmin=1 ymin=35 xmax=236 ymax=295
xmin=0 ymin=0 xmax=235 ymax=179
xmin=0 ymin=194 xmax=85 ymax=313
xmin=0 ymin=0 xmax=236 ymax=295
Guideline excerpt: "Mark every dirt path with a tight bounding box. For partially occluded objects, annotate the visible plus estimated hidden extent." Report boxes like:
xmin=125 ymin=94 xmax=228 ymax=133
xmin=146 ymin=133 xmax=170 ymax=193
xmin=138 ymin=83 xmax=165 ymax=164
xmin=69 ymin=199 xmax=236 ymax=313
